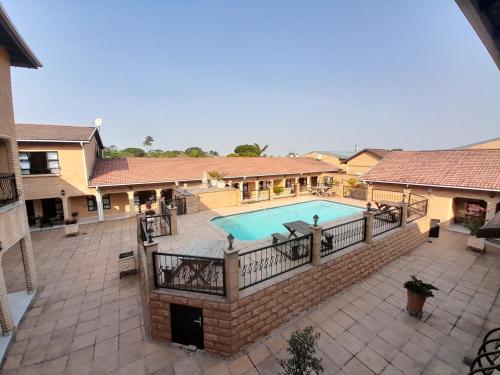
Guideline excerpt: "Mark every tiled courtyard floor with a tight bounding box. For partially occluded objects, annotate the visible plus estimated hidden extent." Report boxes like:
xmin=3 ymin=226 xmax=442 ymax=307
xmin=1 ymin=217 xmax=499 ymax=374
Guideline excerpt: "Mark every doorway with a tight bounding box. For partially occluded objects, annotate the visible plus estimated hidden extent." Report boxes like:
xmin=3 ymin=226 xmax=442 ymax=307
xmin=170 ymin=304 xmax=204 ymax=349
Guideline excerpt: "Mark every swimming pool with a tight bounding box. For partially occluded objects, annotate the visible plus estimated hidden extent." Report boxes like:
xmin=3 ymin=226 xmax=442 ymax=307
xmin=211 ymin=200 xmax=364 ymax=241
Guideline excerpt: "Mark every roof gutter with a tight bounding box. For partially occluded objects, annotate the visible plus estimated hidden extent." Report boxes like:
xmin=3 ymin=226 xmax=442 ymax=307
xmin=363 ymin=179 xmax=500 ymax=193
xmin=18 ymin=139 xmax=91 ymax=144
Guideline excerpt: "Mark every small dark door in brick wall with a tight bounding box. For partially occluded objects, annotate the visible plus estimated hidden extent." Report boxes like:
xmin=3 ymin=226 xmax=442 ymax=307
xmin=170 ymin=304 xmax=204 ymax=349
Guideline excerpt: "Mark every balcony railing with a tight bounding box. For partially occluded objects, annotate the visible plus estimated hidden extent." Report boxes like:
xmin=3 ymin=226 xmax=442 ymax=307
xmin=321 ymin=218 xmax=366 ymax=257
xmin=0 ymin=174 xmax=19 ymax=207
xmin=373 ymin=206 xmax=402 ymax=236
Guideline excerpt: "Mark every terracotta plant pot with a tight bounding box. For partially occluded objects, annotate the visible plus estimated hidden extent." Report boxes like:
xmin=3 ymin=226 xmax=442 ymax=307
xmin=406 ymin=290 xmax=427 ymax=318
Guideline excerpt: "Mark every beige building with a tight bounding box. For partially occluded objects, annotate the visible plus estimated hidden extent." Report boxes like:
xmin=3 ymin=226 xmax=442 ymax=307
xmin=0 ymin=5 xmax=40 ymax=336
xmin=343 ymin=148 xmax=390 ymax=176
xmin=302 ymin=150 xmax=353 ymax=170
xmin=89 ymin=156 xmax=340 ymax=221
xmin=363 ymin=149 xmax=500 ymax=229
xmin=16 ymin=124 xmax=105 ymax=226
xmin=455 ymin=136 xmax=500 ymax=150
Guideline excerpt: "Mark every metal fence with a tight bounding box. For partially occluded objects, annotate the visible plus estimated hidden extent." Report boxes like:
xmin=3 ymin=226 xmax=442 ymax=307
xmin=321 ymin=218 xmax=366 ymax=257
xmin=0 ymin=174 xmax=18 ymax=207
xmin=242 ymin=189 xmax=270 ymax=203
xmin=372 ymin=189 xmax=404 ymax=203
xmin=407 ymin=194 xmax=428 ymax=222
xmin=343 ymin=186 xmax=368 ymax=200
xmin=238 ymin=233 xmax=312 ymax=290
xmin=153 ymin=252 xmax=225 ymax=296
xmin=373 ymin=207 xmax=402 ymax=237
xmin=142 ymin=214 xmax=171 ymax=239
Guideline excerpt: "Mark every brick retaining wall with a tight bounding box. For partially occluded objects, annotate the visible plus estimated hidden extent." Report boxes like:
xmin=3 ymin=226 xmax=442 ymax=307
xmin=141 ymin=217 xmax=429 ymax=356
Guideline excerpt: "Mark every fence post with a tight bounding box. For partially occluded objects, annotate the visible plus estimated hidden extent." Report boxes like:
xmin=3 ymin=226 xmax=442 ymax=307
xmin=401 ymin=202 xmax=408 ymax=227
xmin=169 ymin=207 xmax=178 ymax=235
xmin=309 ymin=225 xmax=323 ymax=266
xmin=144 ymin=241 xmax=159 ymax=289
xmin=295 ymin=183 xmax=300 ymax=197
xmin=224 ymin=248 xmax=239 ymax=302
xmin=363 ymin=211 xmax=374 ymax=244
xmin=367 ymin=185 xmax=373 ymax=201
xmin=269 ymin=181 xmax=274 ymax=201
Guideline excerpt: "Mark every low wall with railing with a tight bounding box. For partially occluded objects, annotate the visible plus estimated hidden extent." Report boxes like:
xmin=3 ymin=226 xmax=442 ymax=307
xmin=139 ymin=198 xmax=430 ymax=356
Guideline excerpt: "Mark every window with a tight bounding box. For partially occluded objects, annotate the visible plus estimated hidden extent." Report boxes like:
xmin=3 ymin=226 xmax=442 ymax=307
xmin=102 ymin=194 xmax=111 ymax=210
xmin=19 ymin=151 xmax=60 ymax=175
xmin=87 ymin=196 xmax=97 ymax=211
xmin=134 ymin=191 xmax=156 ymax=205
xmin=259 ymin=181 xmax=269 ymax=190
xmin=285 ymin=179 xmax=292 ymax=188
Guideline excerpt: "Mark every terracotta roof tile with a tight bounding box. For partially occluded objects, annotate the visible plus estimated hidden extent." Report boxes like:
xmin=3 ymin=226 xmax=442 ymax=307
xmin=89 ymin=157 xmax=338 ymax=186
xmin=16 ymin=123 xmax=96 ymax=142
xmin=363 ymin=150 xmax=500 ymax=191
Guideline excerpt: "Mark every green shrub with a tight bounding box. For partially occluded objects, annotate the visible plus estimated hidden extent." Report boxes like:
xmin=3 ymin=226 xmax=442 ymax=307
xmin=273 ymin=186 xmax=284 ymax=195
xmin=279 ymin=326 xmax=323 ymax=375
xmin=404 ymin=275 xmax=438 ymax=297
xmin=464 ymin=218 xmax=483 ymax=236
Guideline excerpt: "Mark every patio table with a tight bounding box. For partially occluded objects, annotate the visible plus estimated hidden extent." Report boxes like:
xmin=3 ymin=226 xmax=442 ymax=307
xmin=174 ymin=240 xmax=226 ymax=285
xmin=283 ymin=220 xmax=312 ymax=238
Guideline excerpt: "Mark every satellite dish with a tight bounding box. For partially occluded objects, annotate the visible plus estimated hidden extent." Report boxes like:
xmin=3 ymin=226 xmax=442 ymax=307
xmin=94 ymin=118 xmax=103 ymax=127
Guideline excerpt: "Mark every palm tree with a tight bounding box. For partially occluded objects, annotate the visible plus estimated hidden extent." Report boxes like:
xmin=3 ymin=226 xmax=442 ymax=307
xmin=253 ymin=143 xmax=268 ymax=156
xmin=143 ymin=136 xmax=154 ymax=152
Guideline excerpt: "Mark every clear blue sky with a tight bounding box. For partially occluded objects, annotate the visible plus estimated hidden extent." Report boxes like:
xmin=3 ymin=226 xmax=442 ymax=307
xmin=4 ymin=1 xmax=500 ymax=155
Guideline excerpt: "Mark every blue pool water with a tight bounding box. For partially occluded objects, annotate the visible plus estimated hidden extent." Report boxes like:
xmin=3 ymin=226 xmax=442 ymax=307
xmin=211 ymin=200 xmax=363 ymax=241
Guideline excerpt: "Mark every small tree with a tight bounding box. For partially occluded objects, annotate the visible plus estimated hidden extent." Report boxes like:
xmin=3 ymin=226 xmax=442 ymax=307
xmin=279 ymin=326 xmax=323 ymax=375
xmin=143 ymin=136 xmax=154 ymax=152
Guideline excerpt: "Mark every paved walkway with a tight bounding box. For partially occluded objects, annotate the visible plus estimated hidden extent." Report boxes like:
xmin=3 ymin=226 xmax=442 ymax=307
xmin=1 ymin=218 xmax=499 ymax=374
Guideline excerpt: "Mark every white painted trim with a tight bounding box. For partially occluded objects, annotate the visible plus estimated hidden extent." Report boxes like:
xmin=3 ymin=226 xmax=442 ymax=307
xmin=363 ymin=179 xmax=500 ymax=193
xmin=17 ymin=139 xmax=90 ymax=144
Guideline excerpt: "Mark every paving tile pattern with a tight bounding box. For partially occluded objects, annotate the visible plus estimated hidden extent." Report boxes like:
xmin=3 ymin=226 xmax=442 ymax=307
xmin=1 ymin=218 xmax=499 ymax=374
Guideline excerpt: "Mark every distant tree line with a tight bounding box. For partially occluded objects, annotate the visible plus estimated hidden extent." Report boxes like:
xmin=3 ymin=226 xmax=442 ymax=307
xmin=104 ymin=137 xmax=269 ymax=159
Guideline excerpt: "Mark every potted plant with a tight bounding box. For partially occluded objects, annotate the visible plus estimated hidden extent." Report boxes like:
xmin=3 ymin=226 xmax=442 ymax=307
xmin=279 ymin=326 xmax=323 ymax=375
xmin=465 ymin=218 xmax=485 ymax=252
xmin=207 ymin=170 xmax=228 ymax=188
xmin=64 ymin=217 xmax=79 ymax=236
xmin=404 ymin=275 xmax=438 ymax=318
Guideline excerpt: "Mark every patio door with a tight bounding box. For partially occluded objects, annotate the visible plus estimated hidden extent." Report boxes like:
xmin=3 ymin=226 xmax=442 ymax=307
xmin=170 ymin=304 xmax=204 ymax=349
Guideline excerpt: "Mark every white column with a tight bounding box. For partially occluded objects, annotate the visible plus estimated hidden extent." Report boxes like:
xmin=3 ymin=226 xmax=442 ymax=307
xmin=96 ymin=188 xmax=104 ymax=222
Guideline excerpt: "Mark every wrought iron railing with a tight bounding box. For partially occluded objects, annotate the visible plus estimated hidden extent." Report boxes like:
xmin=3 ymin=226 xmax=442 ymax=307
xmin=343 ymin=186 xmax=368 ymax=200
xmin=0 ymin=174 xmax=18 ymax=207
xmin=142 ymin=214 xmax=171 ymax=239
xmin=372 ymin=189 xmax=404 ymax=203
xmin=373 ymin=207 xmax=402 ymax=237
xmin=239 ymin=233 xmax=312 ymax=290
xmin=299 ymin=184 xmax=312 ymax=194
xmin=321 ymin=218 xmax=366 ymax=257
xmin=242 ymin=189 xmax=270 ymax=203
xmin=153 ymin=252 xmax=225 ymax=296
xmin=407 ymin=196 xmax=428 ymax=223
xmin=467 ymin=327 xmax=500 ymax=375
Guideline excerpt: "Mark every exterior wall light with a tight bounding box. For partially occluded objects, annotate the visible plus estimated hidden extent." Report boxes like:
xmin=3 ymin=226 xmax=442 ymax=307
xmin=313 ymin=214 xmax=319 ymax=226
xmin=227 ymin=233 xmax=234 ymax=250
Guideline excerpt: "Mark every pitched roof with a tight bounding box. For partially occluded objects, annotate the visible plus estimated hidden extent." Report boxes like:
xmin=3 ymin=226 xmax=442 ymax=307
xmin=344 ymin=148 xmax=391 ymax=163
xmin=0 ymin=4 xmax=41 ymax=68
xmin=454 ymin=136 xmax=500 ymax=149
xmin=89 ymin=157 xmax=339 ymax=187
xmin=363 ymin=149 xmax=500 ymax=191
xmin=16 ymin=124 xmax=103 ymax=147
xmin=306 ymin=151 xmax=355 ymax=160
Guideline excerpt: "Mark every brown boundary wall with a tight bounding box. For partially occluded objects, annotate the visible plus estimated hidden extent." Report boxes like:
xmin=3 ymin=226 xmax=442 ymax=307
xmin=139 ymin=217 xmax=430 ymax=356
